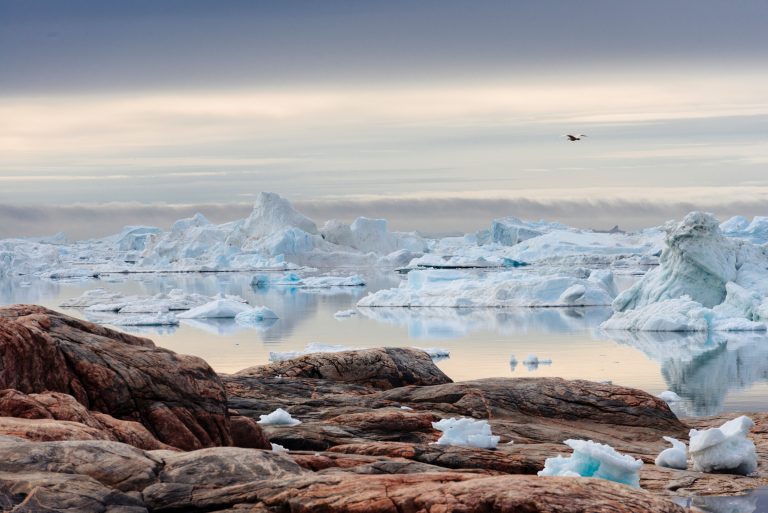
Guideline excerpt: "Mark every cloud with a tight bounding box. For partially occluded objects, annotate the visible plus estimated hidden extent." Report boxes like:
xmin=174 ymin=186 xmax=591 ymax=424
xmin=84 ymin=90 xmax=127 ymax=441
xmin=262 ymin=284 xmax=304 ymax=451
xmin=2 ymin=192 xmax=767 ymax=240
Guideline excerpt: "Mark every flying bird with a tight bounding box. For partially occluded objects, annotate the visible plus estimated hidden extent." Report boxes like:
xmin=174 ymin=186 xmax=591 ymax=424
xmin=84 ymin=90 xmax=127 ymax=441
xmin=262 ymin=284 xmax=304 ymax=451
xmin=563 ymin=134 xmax=587 ymax=141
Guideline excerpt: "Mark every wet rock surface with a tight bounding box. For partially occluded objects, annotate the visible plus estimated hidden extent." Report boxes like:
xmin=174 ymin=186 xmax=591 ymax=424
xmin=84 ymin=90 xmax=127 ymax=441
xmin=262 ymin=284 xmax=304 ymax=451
xmin=0 ymin=305 xmax=765 ymax=511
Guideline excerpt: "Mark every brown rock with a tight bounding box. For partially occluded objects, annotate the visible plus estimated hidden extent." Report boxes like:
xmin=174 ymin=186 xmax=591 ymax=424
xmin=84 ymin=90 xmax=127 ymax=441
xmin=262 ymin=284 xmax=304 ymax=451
xmin=0 ymin=305 xmax=230 ymax=450
xmin=0 ymin=416 xmax=112 ymax=443
xmin=229 ymin=416 xmax=271 ymax=450
xmin=0 ymin=389 xmax=171 ymax=450
xmin=235 ymin=347 xmax=452 ymax=390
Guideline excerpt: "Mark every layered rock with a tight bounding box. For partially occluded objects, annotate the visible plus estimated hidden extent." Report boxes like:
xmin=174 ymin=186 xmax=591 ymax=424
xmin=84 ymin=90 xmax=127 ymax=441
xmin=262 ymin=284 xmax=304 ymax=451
xmin=0 ymin=305 xmax=229 ymax=450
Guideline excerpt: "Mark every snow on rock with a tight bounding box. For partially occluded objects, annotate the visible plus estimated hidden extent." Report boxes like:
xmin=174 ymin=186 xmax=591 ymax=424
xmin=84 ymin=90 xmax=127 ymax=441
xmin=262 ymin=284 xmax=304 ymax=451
xmin=234 ymin=306 xmax=279 ymax=325
xmin=658 ymin=391 xmax=682 ymax=403
xmin=655 ymin=436 xmax=687 ymax=470
xmin=257 ymin=408 xmax=302 ymax=426
xmin=177 ymin=298 xmax=253 ymax=319
xmin=604 ymin=212 xmax=768 ymax=331
xmin=538 ymin=439 xmax=643 ymax=488
xmin=689 ymin=416 xmax=757 ymax=475
xmin=358 ymin=269 xmax=616 ymax=308
xmin=432 ymin=417 xmax=500 ymax=449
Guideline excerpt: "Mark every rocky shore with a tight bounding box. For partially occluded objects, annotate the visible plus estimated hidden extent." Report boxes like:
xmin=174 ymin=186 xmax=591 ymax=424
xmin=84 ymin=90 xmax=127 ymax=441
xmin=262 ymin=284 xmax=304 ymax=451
xmin=0 ymin=305 xmax=765 ymax=512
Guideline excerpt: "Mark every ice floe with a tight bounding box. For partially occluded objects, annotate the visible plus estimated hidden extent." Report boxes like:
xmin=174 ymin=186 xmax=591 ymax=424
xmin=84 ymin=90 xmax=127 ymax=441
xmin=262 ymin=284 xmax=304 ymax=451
xmin=358 ymin=268 xmax=617 ymax=308
xmin=334 ymin=309 xmax=357 ymax=319
xmin=689 ymin=416 xmax=757 ymax=475
xmin=658 ymin=391 xmax=682 ymax=403
xmin=655 ymin=436 xmax=687 ymax=470
xmin=538 ymin=439 xmax=643 ymax=487
xmin=234 ymin=306 xmax=279 ymax=325
xmin=177 ymin=298 xmax=254 ymax=319
xmin=432 ymin=417 xmax=500 ymax=449
xmin=258 ymin=408 xmax=302 ymax=426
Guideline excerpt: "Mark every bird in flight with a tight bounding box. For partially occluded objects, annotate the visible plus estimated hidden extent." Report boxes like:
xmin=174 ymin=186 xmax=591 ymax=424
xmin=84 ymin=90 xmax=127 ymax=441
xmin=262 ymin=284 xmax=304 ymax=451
xmin=563 ymin=134 xmax=587 ymax=141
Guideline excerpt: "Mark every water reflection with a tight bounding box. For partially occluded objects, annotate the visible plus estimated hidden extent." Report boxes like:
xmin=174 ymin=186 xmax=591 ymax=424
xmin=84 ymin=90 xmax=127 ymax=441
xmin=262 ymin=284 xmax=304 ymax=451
xmin=357 ymin=306 xmax=614 ymax=339
xmin=604 ymin=330 xmax=768 ymax=416
xmin=674 ymin=487 xmax=768 ymax=513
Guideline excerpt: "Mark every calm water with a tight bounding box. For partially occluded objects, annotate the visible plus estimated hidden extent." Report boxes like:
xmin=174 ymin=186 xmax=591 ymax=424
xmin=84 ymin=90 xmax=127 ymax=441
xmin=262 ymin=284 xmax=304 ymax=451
xmin=2 ymin=268 xmax=768 ymax=417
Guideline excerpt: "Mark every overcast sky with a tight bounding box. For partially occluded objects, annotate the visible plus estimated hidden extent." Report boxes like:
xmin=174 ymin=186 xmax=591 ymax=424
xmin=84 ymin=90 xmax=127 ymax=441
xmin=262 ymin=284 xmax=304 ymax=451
xmin=1 ymin=0 xmax=767 ymax=237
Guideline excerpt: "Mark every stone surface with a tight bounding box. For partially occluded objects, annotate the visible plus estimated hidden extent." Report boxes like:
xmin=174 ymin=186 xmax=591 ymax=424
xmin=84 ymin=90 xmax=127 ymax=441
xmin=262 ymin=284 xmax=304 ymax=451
xmin=0 ymin=305 xmax=230 ymax=450
xmin=235 ymin=347 xmax=452 ymax=390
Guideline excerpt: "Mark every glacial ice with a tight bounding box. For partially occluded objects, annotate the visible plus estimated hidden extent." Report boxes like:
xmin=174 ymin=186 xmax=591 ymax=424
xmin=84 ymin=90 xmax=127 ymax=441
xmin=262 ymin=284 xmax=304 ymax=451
xmin=522 ymin=354 xmax=552 ymax=371
xmin=177 ymin=298 xmax=254 ymax=319
xmin=720 ymin=215 xmax=768 ymax=244
xmin=358 ymin=268 xmax=617 ymax=308
xmin=655 ymin=436 xmax=687 ymax=470
xmin=604 ymin=212 xmax=768 ymax=332
xmin=658 ymin=391 xmax=682 ymax=403
xmin=689 ymin=416 xmax=757 ymax=475
xmin=432 ymin=417 xmax=500 ymax=449
xmin=538 ymin=439 xmax=643 ymax=487
xmin=257 ymin=408 xmax=302 ymax=426
xmin=234 ymin=306 xmax=279 ymax=325
xmin=103 ymin=312 xmax=179 ymax=327
xmin=334 ymin=309 xmax=357 ymax=319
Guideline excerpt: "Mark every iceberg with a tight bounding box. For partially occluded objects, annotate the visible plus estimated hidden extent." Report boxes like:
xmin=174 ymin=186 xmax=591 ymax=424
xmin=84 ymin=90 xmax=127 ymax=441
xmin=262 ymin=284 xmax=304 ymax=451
xmin=604 ymin=212 xmax=768 ymax=331
xmin=234 ymin=306 xmax=279 ymax=325
xmin=102 ymin=312 xmax=179 ymax=327
xmin=177 ymin=298 xmax=254 ymax=319
xmin=538 ymin=439 xmax=643 ymax=488
xmin=432 ymin=417 xmax=499 ymax=449
xmin=658 ymin=391 xmax=682 ymax=403
xmin=257 ymin=408 xmax=302 ymax=426
xmin=689 ymin=416 xmax=757 ymax=475
xmin=358 ymin=268 xmax=617 ymax=308
xmin=655 ymin=436 xmax=687 ymax=470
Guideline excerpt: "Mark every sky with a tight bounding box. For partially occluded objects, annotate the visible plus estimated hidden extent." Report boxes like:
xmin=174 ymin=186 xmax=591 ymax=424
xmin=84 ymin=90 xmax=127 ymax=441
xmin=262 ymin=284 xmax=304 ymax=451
xmin=1 ymin=0 xmax=767 ymax=238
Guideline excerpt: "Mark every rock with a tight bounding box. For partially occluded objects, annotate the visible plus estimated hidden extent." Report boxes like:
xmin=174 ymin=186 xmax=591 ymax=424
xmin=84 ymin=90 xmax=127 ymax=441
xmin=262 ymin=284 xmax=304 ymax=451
xmin=0 ymin=389 xmax=171 ymax=450
xmin=229 ymin=416 xmax=271 ymax=450
xmin=235 ymin=347 xmax=452 ymax=390
xmin=144 ymin=472 xmax=687 ymax=512
xmin=0 ymin=439 xmax=161 ymax=492
xmin=0 ymin=471 xmax=148 ymax=513
xmin=0 ymin=305 xmax=230 ymax=450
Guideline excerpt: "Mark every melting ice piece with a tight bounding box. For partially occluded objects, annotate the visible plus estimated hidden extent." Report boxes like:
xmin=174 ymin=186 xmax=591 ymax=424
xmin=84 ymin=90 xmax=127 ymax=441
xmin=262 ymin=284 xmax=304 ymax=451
xmin=271 ymin=442 xmax=289 ymax=452
xmin=432 ymin=417 xmax=500 ymax=449
xmin=655 ymin=436 xmax=687 ymax=470
xmin=538 ymin=439 xmax=643 ymax=488
xmin=235 ymin=306 xmax=279 ymax=325
xmin=105 ymin=312 xmax=179 ymax=327
xmin=689 ymin=416 xmax=757 ymax=475
xmin=334 ymin=309 xmax=357 ymax=318
xmin=258 ymin=408 xmax=302 ymax=426
xmin=658 ymin=391 xmax=682 ymax=403
xmin=177 ymin=298 xmax=253 ymax=319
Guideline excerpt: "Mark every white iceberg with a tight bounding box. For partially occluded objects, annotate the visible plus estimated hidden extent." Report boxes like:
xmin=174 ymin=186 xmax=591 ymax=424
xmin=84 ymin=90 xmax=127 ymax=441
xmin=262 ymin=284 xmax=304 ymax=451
xmin=720 ymin=215 xmax=768 ymax=244
xmin=271 ymin=442 xmax=289 ymax=452
xmin=103 ymin=312 xmax=179 ymax=327
xmin=538 ymin=439 xmax=643 ymax=488
xmin=689 ymin=416 xmax=757 ymax=475
xmin=257 ymin=408 xmax=302 ymax=426
xmin=234 ymin=306 xmax=279 ymax=325
xmin=432 ymin=417 xmax=499 ymax=449
xmin=655 ymin=436 xmax=687 ymax=470
xmin=177 ymin=298 xmax=253 ymax=319
xmin=358 ymin=269 xmax=617 ymax=308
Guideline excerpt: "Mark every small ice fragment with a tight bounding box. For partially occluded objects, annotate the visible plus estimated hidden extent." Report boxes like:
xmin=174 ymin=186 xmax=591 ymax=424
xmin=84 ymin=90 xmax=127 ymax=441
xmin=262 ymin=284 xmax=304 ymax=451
xmin=658 ymin=390 xmax=682 ymax=403
xmin=400 ymin=406 xmax=413 ymax=411
xmin=257 ymin=408 xmax=302 ymax=426
xmin=271 ymin=443 xmax=288 ymax=452
xmin=334 ymin=309 xmax=357 ymax=319
xmin=235 ymin=306 xmax=279 ymax=325
xmin=432 ymin=417 xmax=499 ymax=449
xmin=655 ymin=436 xmax=687 ymax=470
xmin=689 ymin=416 xmax=757 ymax=475
xmin=538 ymin=439 xmax=643 ymax=488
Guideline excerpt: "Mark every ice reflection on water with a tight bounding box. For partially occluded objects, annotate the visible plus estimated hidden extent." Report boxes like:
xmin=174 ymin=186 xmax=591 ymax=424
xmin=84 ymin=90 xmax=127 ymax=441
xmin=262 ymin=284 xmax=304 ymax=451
xmin=1 ymin=270 xmax=768 ymax=416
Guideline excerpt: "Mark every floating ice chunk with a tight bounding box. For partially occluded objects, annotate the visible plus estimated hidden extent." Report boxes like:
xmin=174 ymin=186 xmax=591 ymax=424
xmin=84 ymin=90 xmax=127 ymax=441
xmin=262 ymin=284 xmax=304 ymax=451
xmin=522 ymin=354 xmax=552 ymax=371
xmin=658 ymin=391 xmax=682 ymax=403
xmin=177 ymin=299 xmax=253 ymax=319
xmin=432 ymin=417 xmax=499 ymax=449
xmin=258 ymin=408 xmax=302 ymax=426
xmin=689 ymin=416 xmax=757 ymax=475
xmin=235 ymin=306 xmax=279 ymax=325
xmin=103 ymin=312 xmax=179 ymax=327
xmin=602 ymin=297 xmax=712 ymax=332
xmin=271 ymin=442 xmax=288 ymax=452
xmin=400 ymin=406 xmax=413 ymax=411
xmin=299 ymin=275 xmax=365 ymax=288
xmin=413 ymin=347 xmax=450 ymax=360
xmin=509 ymin=355 xmax=518 ymax=371
xmin=655 ymin=436 xmax=687 ymax=470
xmin=538 ymin=439 xmax=643 ymax=488
xmin=334 ymin=309 xmax=357 ymax=319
